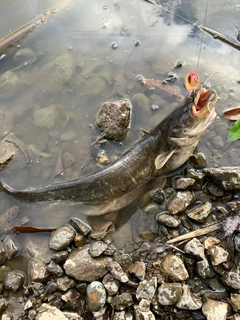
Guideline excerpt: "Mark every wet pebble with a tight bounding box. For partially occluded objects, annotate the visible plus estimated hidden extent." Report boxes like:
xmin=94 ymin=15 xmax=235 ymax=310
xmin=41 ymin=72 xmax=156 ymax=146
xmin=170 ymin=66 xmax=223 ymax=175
xmin=0 ymin=242 xmax=5 ymax=265
xmin=62 ymin=152 xmax=75 ymax=169
xmin=29 ymin=259 xmax=49 ymax=282
xmin=189 ymin=153 xmax=207 ymax=169
xmin=157 ymin=282 xmax=182 ymax=305
xmin=89 ymin=241 xmax=108 ymax=257
xmin=134 ymin=299 xmax=155 ymax=320
xmin=167 ymin=191 xmax=194 ymax=214
xmin=203 ymin=167 xmax=240 ymax=190
xmin=51 ymin=250 xmax=69 ymax=263
xmin=69 ymin=217 xmax=92 ymax=236
xmin=136 ymin=277 xmax=157 ymax=301
xmin=49 ymin=225 xmax=75 ymax=251
xmin=56 ymin=275 xmax=75 ymax=292
xmin=187 ymin=202 xmax=212 ymax=222
xmin=3 ymin=270 xmax=25 ymax=291
xmin=202 ymin=297 xmax=231 ymax=320
xmin=161 ymin=254 xmax=189 ymax=281
xmin=46 ymin=260 xmax=63 ymax=276
xmin=64 ymin=245 xmax=112 ymax=282
xmin=129 ymin=261 xmax=146 ymax=281
xmin=174 ymin=177 xmax=195 ymax=190
xmin=155 ymin=212 xmax=180 ymax=228
xmin=0 ymin=298 xmax=8 ymax=316
xmin=207 ymin=245 xmax=229 ymax=265
xmin=107 ymin=261 xmax=129 ymax=283
xmin=231 ymin=293 xmax=240 ymax=312
xmin=3 ymin=235 xmax=19 ymax=260
xmin=184 ymin=238 xmax=205 ymax=260
xmin=87 ymin=281 xmax=106 ymax=312
xmin=222 ymin=271 xmax=240 ymax=289
xmin=111 ymin=292 xmax=133 ymax=311
xmin=150 ymin=188 xmax=165 ymax=204
xmin=176 ymin=284 xmax=202 ymax=310
xmin=206 ymin=181 xmax=225 ymax=197
xmin=102 ymin=273 xmax=120 ymax=296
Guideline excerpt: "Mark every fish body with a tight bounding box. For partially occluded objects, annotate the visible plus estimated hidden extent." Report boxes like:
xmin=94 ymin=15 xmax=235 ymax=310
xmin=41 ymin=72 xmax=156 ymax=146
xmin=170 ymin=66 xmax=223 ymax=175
xmin=2 ymin=89 xmax=217 ymax=215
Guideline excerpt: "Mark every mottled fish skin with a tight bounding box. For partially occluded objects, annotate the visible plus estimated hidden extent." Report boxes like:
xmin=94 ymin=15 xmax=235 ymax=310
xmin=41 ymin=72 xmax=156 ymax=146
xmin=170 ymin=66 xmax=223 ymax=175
xmin=2 ymin=90 xmax=217 ymax=215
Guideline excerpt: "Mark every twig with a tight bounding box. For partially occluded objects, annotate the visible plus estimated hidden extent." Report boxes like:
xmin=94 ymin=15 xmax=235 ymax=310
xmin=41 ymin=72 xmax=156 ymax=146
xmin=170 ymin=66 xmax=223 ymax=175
xmin=166 ymin=222 xmax=222 ymax=244
xmin=90 ymin=133 xmax=107 ymax=147
xmin=5 ymin=140 xmax=29 ymax=166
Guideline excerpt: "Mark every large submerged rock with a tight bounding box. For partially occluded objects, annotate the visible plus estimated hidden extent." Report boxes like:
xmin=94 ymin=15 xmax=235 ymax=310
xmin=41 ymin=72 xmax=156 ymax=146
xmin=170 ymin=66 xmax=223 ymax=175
xmin=96 ymin=99 xmax=132 ymax=141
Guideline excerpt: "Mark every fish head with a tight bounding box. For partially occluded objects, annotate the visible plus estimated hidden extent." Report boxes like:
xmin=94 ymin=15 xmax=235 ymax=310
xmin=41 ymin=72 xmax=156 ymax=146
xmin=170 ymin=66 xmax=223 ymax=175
xmin=168 ymin=88 xmax=217 ymax=147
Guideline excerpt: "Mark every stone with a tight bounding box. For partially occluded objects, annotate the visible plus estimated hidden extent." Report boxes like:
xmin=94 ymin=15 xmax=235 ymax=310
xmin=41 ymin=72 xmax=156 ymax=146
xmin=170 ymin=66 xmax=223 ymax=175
xmin=157 ymin=283 xmax=182 ymax=305
xmin=62 ymin=152 xmax=75 ymax=169
xmin=3 ymin=235 xmax=19 ymax=260
xmin=222 ymin=271 xmax=240 ymax=289
xmin=102 ymin=273 xmax=120 ymax=296
xmin=96 ymin=99 xmax=132 ymax=141
xmin=33 ymin=104 xmax=63 ymax=128
xmin=203 ymin=167 xmax=240 ymax=190
xmin=188 ymin=153 xmax=207 ymax=169
xmin=51 ymin=250 xmax=69 ymax=263
xmin=29 ymin=259 xmax=49 ymax=282
xmin=134 ymin=299 xmax=155 ymax=320
xmin=64 ymin=245 xmax=112 ymax=282
xmin=129 ymin=261 xmax=146 ymax=281
xmin=57 ymin=276 xmax=75 ymax=292
xmin=0 ymin=266 xmax=11 ymax=282
xmin=204 ymin=237 xmax=220 ymax=250
xmin=176 ymin=284 xmax=202 ymax=310
xmin=61 ymin=131 xmax=77 ymax=141
xmin=36 ymin=303 xmax=68 ymax=319
xmin=86 ymin=281 xmax=106 ymax=312
xmin=108 ymin=261 xmax=129 ymax=283
xmin=167 ymin=191 xmax=194 ymax=214
xmin=136 ymin=277 xmax=157 ymax=301
xmin=46 ymin=260 xmax=63 ymax=276
xmin=0 ymin=298 xmax=8 ymax=316
xmin=184 ymin=238 xmax=205 ymax=260
xmin=69 ymin=217 xmax=92 ymax=236
xmin=49 ymin=225 xmax=75 ymax=251
xmin=202 ymin=298 xmax=231 ymax=320
xmin=206 ymin=181 xmax=224 ymax=197
xmin=195 ymin=259 xmax=215 ymax=279
xmin=111 ymin=292 xmax=133 ymax=311
xmin=89 ymin=241 xmax=108 ymax=257
xmin=231 ymin=293 xmax=240 ymax=312
xmin=174 ymin=177 xmax=195 ymax=190
xmin=150 ymin=188 xmax=165 ymax=204
xmin=25 ymin=234 xmax=52 ymax=264
xmin=63 ymin=312 xmax=82 ymax=320
xmin=3 ymin=270 xmax=25 ymax=291
xmin=187 ymin=202 xmax=212 ymax=222
xmin=155 ymin=212 xmax=180 ymax=228
xmin=207 ymin=245 xmax=229 ymax=265
xmin=161 ymin=254 xmax=189 ymax=281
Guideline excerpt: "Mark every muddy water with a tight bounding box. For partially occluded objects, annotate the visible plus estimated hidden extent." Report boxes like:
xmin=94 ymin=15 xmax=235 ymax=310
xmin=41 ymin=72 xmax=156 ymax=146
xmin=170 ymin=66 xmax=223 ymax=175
xmin=0 ymin=0 xmax=239 ymax=260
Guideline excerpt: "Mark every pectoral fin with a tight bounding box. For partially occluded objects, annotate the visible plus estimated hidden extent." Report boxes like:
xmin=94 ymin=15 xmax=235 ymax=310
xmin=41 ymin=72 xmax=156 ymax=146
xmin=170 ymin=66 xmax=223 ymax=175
xmin=155 ymin=148 xmax=176 ymax=170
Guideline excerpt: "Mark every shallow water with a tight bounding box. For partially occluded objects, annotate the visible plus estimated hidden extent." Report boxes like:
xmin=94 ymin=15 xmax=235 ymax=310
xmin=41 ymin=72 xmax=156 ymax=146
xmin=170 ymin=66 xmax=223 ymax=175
xmin=0 ymin=0 xmax=239 ymax=257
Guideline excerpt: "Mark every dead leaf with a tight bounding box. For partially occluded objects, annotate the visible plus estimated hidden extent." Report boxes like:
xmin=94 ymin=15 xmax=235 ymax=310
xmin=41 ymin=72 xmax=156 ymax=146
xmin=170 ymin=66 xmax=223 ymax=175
xmin=9 ymin=225 xmax=57 ymax=234
xmin=223 ymin=107 xmax=240 ymax=120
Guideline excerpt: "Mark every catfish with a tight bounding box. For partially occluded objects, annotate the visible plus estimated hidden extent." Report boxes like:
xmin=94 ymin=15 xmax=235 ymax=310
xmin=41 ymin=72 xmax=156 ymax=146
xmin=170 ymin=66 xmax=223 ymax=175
xmin=2 ymin=89 xmax=217 ymax=215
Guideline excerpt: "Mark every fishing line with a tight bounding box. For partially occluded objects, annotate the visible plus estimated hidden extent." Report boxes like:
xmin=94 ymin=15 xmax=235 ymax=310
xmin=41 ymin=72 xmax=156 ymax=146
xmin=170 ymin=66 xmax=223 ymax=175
xmin=196 ymin=0 xmax=210 ymax=73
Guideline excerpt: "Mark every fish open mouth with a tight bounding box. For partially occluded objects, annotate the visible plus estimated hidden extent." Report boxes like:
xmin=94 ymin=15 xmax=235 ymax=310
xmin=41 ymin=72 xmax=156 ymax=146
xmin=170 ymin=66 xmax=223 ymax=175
xmin=191 ymin=88 xmax=217 ymax=119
